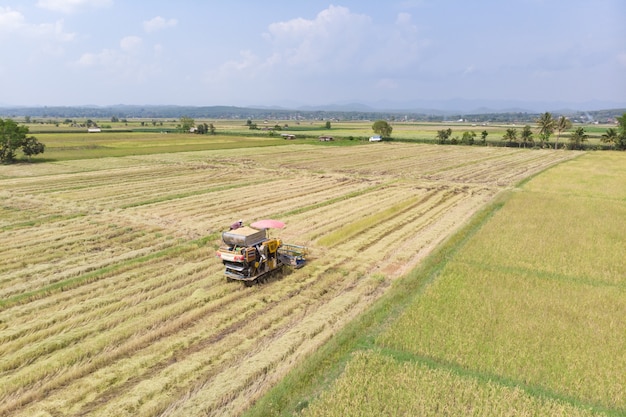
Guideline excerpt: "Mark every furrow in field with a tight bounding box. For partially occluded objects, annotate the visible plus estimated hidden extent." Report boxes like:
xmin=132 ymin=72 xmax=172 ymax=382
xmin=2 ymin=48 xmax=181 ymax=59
xmin=361 ymin=188 xmax=495 ymax=277
xmin=425 ymin=150 xmax=578 ymax=185
xmin=325 ymin=188 xmax=465 ymax=274
xmin=127 ymin=175 xmax=379 ymax=238
xmin=0 ymin=165 xmax=167 ymax=193
xmin=0 ymin=218 xmax=176 ymax=297
xmin=0 ymin=252 xmax=212 ymax=342
xmin=71 ymin=257 xmax=375 ymax=417
xmin=8 ymin=250 xmax=363 ymax=417
xmin=475 ymin=151 xmax=578 ymax=184
xmin=0 ymin=193 xmax=82 ymax=221
xmin=0 ymin=254 xmax=223 ymax=357
xmin=45 ymin=172 xmax=247 ymax=209
xmin=69 ymin=265 xmax=348 ymax=416
xmin=160 ymin=266 xmax=389 ymax=417
xmin=0 ymin=255 xmax=223 ymax=411
xmin=346 ymin=187 xmax=462 ymax=253
xmin=283 ymin=184 xmax=417 ymax=244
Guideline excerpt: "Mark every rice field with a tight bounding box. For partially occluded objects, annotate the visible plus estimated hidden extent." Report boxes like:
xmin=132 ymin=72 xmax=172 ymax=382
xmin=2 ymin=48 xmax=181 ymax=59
xmin=296 ymin=151 xmax=626 ymax=416
xmin=0 ymin=142 xmax=578 ymax=416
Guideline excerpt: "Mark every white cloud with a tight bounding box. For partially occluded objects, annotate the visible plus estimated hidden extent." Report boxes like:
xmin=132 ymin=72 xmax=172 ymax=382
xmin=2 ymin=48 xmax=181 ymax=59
xmin=258 ymin=6 xmax=426 ymax=76
xmin=0 ymin=6 xmax=24 ymax=32
xmin=212 ymin=50 xmax=262 ymax=79
xmin=37 ymin=0 xmax=112 ymax=13
xmin=203 ymin=5 xmax=430 ymax=104
xmin=143 ymin=16 xmax=178 ymax=33
xmin=367 ymin=12 xmax=424 ymax=72
xmin=120 ymin=36 xmax=142 ymax=52
xmin=264 ymin=5 xmax=372 ymax=72
xmin=72 ymin=35 xmax=160 ymax=83
xmin=0 ymin=6 xmax=74 ymax=41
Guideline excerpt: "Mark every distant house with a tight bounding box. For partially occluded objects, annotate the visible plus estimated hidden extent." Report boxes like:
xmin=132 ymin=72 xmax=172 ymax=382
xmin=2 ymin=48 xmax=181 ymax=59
xmin=318 ymin=135 xmax=334 ymax=142
xmin=281 ymin=133 xmax=296 ymax=140
xmin=87 ymin=128 xmax=101 ymax=133
xmin=369 ymin=135 xmax=381 ymax=142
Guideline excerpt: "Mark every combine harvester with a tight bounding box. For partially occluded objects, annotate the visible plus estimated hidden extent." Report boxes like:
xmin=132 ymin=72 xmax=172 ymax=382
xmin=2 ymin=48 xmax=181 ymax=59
xmin=216 ymin=220 xmax=308 ymax=284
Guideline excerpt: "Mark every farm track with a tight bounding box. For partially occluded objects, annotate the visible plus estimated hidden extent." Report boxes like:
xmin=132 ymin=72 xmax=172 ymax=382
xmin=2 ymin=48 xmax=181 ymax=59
xmin=0 ymin=143 xmax=579 ymax=416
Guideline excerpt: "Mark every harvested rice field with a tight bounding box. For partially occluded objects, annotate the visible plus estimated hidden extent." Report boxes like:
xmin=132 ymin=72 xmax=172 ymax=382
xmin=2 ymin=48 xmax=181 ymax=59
xmin=0 ymin=142 xmax=578 ymax=416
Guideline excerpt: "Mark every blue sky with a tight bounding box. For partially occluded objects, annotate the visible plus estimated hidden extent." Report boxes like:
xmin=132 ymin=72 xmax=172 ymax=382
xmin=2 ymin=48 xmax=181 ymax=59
xmin=1 ymin=0 xmax=624 ymax=109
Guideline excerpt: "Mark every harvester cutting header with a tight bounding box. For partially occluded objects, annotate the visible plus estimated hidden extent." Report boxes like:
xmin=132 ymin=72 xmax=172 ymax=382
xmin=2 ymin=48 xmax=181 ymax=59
xmin=216 ymin=220 xmax=307 ymax=283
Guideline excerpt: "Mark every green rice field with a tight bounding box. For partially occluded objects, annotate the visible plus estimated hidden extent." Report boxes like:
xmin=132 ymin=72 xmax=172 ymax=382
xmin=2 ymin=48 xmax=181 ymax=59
xmin=249 ymin=151 xmax=626 ymax=416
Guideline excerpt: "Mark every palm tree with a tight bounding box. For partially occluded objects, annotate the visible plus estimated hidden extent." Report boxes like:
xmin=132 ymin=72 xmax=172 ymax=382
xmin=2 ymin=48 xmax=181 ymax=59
xmin=502 ymin=128 xmax=518 ymax=147
xmin=601 ymin=128 xmax=618 ymax=149
xmin=554 ymin=116 xmax=572 ymax=149
xmin=536 ymin=112 xmax=555 ymax=147
xmin=520 ymin=125 xmax=534 ymax=148
xmin=481 ymin=130 xmax=488 ymax=145
xmin=569 ymin=127 xmax=588 ymax=150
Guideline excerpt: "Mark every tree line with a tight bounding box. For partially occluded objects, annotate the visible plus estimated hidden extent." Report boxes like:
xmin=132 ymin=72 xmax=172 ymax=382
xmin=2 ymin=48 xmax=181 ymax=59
xmin=431 ymin=112 xmax=626 ymax=150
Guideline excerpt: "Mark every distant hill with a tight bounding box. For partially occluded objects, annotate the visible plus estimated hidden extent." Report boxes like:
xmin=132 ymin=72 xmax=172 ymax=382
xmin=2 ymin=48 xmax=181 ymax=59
xmin=0 ymin=104 xmax=623 ymax=123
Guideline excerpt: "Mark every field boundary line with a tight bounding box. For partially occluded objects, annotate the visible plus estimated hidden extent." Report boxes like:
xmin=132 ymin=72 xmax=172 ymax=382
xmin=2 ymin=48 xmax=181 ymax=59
xmin=457 ymin=259 xmax=626 ymax=290
xmin=375 ymin=345 xmax=622 ymax=416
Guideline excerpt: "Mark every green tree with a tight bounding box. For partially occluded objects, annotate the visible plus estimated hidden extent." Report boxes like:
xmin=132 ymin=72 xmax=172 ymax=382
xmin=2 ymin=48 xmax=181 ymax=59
xmin=536 ymin=112 xmax=555 ymax=146
xmin=480 ymin=130 xmax=488 ymax=145
xmin=209 ymin=123 xmax=216 ymax=135
xmin=520 ymin=125 xmax=534 ymax=148
xmin=325 ymin=121 xmax=331 ymax=129
xmin=372 ymin=120 xmax=392 ymax=138
xmin=436 ymin=128 xmax=452 ymax=144
xmin=554 ymin=116 xmax=572 ymax=149
xmin=179 ymin=116 xmax=195 ymax=132
xmin=600 ymin=128 xmax=618 ymax=149
xmin=502 ymin=127 xmax=518 ymax=146
xmin=0 ymin=118 xmax=45 ymax=163
xmin=461 ymin=131 xmax=476 ymax=145
xmin=21 ymin=135 xmax=46 ymax=161
xmin=569 ymin=127 xmax=588 ymax=150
